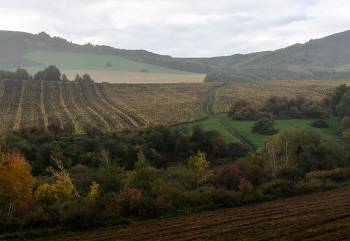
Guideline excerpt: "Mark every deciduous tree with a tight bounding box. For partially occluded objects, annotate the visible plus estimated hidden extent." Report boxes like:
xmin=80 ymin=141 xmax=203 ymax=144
xmin=43 ymin=65 xmax=61 ymax=81
xmin=0 ymin=152 xmax=34 ymax=218
xmin=188 ymin=151 xmax=213 ymax=187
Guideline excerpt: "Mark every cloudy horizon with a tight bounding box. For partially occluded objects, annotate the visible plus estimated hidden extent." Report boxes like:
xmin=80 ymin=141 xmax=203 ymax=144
xmin=1 ymin=0 xmax=350 ymax=57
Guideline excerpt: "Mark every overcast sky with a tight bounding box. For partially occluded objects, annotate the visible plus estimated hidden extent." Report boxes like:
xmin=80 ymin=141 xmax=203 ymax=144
xmin=1 ymin=0 xmax=350 ymax=57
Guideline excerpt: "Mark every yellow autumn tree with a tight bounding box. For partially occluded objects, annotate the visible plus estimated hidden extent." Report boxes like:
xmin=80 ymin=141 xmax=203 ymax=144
xmin=87 ymin=182 xmax=100 ymax=198
xmin=188 ymin=151 xmax=213 ymax=187
xmin=0 ymin=152 xmax=34 ymax=218
xmin=34 ymin=183 xmax=59 ymax=206
xmin=45 ymin=157 xmax=80 ymax=198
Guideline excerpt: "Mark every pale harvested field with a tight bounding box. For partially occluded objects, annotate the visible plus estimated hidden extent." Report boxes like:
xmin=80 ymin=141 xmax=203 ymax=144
xmin=214 ymin=79 xmax=350 ymax=113
xmin=60 ymin=70 xmax=206 ymax=83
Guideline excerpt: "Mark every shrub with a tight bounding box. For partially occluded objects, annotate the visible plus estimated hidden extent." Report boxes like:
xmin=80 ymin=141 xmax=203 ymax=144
xmin=260 ymin=179 xmax=297 ymax=197
xmin=339 ymin=116 xmax=350 ymax=133
xmin=228 ymin=99 xmax=251 ymax=117
xmin=115 ymin=187 xmax=142 ymax=218
xmin=251 ymin=117 xmax=279 ymax=135
xmin=311 ymin=120 xmax=329 ymax=128
xmin=275 ymin=167 xmax=305 ymax=182
xmin=231 ymin=105 xmax=273 ymax=121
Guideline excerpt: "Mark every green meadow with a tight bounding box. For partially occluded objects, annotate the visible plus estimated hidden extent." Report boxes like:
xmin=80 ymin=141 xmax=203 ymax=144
xmin=15 ymin=52 xmax=195 ymax=74
xmin=177 ymin=114 xmax=339 ymax=147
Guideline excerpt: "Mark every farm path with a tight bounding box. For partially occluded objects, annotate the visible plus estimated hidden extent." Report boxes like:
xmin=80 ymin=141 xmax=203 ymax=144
xmin=203 ymin=82 xmax=256 ymax=150
xmin=37 ymin=186 xmax=350 ymax=240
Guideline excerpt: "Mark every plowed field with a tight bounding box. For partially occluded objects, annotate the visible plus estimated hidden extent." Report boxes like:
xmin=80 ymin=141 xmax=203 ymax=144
xmin=0 ymin=80 xmax=219 ymax=134
xmin=37 ymin=186 xmax=350 ymax=240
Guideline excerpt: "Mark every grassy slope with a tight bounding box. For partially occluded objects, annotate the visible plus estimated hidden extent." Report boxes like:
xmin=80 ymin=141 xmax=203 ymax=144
xmin=177 ymin=114 xmax=339 ymax=147
xmin=16 ymin=52 xmax=195 ymax=74
xmin=175 ymin=117 xmax=238 ymax=143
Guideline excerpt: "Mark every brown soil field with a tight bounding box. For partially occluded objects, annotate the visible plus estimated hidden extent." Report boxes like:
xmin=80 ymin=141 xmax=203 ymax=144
xmin=214 ymin=79 xmax=350 ymax=113
xmin=60 ymin=70 xmax=206 ymax=83
xmin=36 ymin=186 xmax=350 ymax=240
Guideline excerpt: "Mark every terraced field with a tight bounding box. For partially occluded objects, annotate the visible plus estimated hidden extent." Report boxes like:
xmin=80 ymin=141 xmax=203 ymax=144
xmin=37 ymin=186 xmax=350 ymax=240
xmin=0 ymin=80 xmax=219 ymax=135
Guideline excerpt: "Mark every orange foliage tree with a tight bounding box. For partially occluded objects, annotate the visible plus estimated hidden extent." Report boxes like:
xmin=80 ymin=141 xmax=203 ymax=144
xmin=0 ymin=152 xmax=34 ymax=218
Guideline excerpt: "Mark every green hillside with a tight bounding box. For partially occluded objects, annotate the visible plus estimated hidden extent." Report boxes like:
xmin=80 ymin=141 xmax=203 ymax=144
xmin=0 ymin=31 xmax=211 ymax=73
xmin=14 ymin=52 xmax=195 ymax=74
xmin=185 ymin=30 xmax=350 ymax=69
xmin=2 ymin=29 xmax=350 ymax=79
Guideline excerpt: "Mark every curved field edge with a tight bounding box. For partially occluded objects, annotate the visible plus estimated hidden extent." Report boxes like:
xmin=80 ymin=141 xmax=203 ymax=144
xmin=16 ymin=52 xmax=196 ymax=75
xmin=32 ymin=186 xmax=350 ymax=241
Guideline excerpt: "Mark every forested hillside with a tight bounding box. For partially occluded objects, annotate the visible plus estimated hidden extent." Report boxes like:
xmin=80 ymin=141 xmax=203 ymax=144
xmin=0 ymin=31 xmax=212 ymax=73
xmin=204 ymin=65 xmax=350 ymax=82
xmin=185 ymin=29 xmax=350 ymax=69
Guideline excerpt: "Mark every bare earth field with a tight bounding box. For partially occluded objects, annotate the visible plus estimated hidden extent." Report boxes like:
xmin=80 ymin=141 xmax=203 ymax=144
xmin=60 ymin=70 xmax=206 ymax=83
xmin=36 ymin=186 xmax=350 ymax=241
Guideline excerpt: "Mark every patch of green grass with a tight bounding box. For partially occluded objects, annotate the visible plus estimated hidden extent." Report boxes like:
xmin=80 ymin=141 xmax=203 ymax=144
xmin=177 ymin=114 xmax=339 ymax=148
xmin=174 ymin=117 xmax=238 ymax=143
xmin=14 ymin=52 xmax=195 ymax=74
xmin=221 ymin=113 xmax=339 ymax=147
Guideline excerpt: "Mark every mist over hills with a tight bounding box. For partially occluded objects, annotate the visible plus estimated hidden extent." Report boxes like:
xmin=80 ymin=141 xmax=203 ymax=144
xmin=1 ymin=29 xmax=350 ymax=79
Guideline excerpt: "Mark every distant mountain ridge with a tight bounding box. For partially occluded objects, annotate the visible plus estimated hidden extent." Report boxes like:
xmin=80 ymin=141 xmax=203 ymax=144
xmin=1 ymin=29 xmax=350 ymax=75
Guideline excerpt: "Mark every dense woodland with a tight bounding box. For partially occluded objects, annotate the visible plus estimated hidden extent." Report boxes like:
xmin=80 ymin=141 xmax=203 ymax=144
xmin=186 ymin=30 xmax=350 ymax=69
xmin=204 ymin=66 xmax=350 ymax=82
xmin=1 ymin=84 xmax=350 ymax=239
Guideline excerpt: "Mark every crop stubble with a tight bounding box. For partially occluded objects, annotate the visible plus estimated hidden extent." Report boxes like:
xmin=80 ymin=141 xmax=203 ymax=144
xmin=214 ymin=79 xmax=350 ymax=113
xmin=1 ymin=79 xmax=350 ymax=135
xmin=0 ymin=80 xmax=219 ymax=134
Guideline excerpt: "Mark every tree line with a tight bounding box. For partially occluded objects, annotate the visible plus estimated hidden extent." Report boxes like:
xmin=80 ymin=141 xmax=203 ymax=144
xmin=204 ymin=66 xmax=350 ymax=82
xmin=0 ymin=65 xmax=94 ymax=83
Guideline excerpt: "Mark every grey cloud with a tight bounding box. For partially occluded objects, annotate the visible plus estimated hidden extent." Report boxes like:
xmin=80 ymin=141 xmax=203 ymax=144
xmin=2 ymin=0 xmax=350 ymax=57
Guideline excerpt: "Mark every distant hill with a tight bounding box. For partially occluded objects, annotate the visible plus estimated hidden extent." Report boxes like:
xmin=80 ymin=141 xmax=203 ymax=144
xmin=0 ymin=31 xmax=212 ymax=74
xmin=185 ymin=30 xmax=350 ymax=69
xmin=2 ymin=29 xmax=350 ymax=82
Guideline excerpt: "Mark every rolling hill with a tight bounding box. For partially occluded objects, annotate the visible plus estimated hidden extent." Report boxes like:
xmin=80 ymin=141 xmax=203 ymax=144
xmin=0 ymin=30 xmax=211 ymax=74
xmin=185 ymin=29 xmax=350 ymax=69
xmin=2 ymin=29 xmax=350 ymax=83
